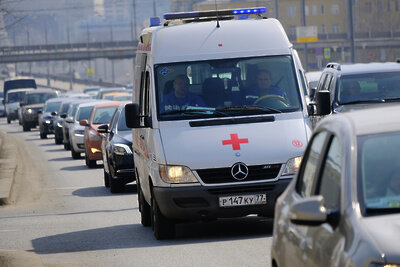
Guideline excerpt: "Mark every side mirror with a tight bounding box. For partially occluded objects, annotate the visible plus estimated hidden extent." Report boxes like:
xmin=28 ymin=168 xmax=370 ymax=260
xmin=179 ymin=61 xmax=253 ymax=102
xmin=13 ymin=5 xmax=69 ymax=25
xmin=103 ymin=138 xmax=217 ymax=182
xmin=97 ymin=124 xmax=109 ymax=133
xmin=289 ymin=196 xmax=327 ymax=226
xmin=315 ymin=90 xmax=331 ymax=116
xmin=60 ymin=113 xmax=67 ymax=119
xmin=20 ymin=102 xmax=25 ymax=107
xmin=51 ymin=111 xmax=58 ymax=116
xmin=79 ymin=119 xmax=89 ymax=127
xmin=37 ymin=110 xmax=42 ymax=114
xmin=125 ymin=103 xmax=142 ymax=128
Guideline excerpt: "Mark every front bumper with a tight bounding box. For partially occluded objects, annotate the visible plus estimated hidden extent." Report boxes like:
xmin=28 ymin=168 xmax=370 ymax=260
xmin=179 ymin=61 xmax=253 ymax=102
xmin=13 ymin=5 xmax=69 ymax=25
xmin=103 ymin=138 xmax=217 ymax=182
xmin=41 ymin=120 xmax=54 ymax=134
xmin=111 ymin=154 xmax=135 ymax=183
xmin=153 ymin=179 xmax=291 ymax=221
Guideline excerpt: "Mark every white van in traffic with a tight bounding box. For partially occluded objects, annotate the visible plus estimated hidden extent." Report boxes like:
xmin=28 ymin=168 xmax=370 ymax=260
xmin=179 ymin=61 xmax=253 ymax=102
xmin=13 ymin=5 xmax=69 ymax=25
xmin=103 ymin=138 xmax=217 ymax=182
xmin=125 ymin=8 xmax=312 ymax=239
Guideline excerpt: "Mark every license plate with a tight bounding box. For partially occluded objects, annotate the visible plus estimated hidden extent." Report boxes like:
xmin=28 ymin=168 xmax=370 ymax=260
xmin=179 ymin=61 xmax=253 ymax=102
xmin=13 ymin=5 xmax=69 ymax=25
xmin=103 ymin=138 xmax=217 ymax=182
xmin=219 ymin=194 xmax=267 ymax=207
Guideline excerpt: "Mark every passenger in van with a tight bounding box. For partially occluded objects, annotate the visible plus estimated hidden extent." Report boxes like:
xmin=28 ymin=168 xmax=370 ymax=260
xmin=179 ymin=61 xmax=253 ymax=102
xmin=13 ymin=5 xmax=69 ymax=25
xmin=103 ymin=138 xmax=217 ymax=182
xmin=161 ymin=74 xmax=205 ymax=113
xmin=245 ymin=70 xmax=288 ymax=105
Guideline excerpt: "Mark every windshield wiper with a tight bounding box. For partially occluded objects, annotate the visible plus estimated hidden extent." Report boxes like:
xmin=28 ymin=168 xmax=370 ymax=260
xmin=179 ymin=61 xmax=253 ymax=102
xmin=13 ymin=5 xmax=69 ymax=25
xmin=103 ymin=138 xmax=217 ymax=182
xmin=217 ymin=105 xmax=282 ymax=114
xmin=341 ymin=99 xmax=385 ymax=105
xmin=383 ymin=97 xmax=400 ymax=102
xmin=161 ymin=108 xmax=229 ymax=117
xmin=365 ymin=207 xmax=400 ymax=214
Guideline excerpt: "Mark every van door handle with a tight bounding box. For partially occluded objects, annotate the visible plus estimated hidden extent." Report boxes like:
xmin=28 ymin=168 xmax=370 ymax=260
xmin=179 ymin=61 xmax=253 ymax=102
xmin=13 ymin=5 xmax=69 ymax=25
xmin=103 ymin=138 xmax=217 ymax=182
xmin=140 ymin=135 xmax=145 ymax=140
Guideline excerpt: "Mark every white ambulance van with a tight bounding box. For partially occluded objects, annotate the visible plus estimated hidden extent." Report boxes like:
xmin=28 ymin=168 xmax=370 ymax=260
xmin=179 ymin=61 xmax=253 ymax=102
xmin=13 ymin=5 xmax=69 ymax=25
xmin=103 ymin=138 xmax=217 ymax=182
xmin=125 ymin=8 xmax=312 ymax=239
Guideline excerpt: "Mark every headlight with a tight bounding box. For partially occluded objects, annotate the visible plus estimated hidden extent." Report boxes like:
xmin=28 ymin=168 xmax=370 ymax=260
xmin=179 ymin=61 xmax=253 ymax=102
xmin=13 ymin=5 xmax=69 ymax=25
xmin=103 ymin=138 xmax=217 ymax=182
xmin=74 ymin=129 xmax=85 ymax=136
xmin=369 ymin=264 xmax=400 ymax=267
xmin=88 ymin=129 xmax=101 ymax=141
xmin=159 ymin=165 xmax=199 ymax=184
xmin=26 ymin=108 xmax=33 ymax=114
xmin=45 ymin=120 xmax=51 ymax=124
xmin=281 ymin=156 xmax=302 ymax=176
xmin=112 ymin=144 xmax=132 ymax=155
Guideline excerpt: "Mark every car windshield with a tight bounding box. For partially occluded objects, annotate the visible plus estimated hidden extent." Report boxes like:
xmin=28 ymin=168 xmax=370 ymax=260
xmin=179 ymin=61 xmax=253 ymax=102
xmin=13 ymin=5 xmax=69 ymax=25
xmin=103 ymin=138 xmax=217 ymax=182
xmin=76 ymin=106 xmax=93 ymax=121
xmin=358 ymin=132 xmax=400 ymax=215
xmin=155 ymin=55 xmax=302 ymax=121
xmin=44 ymin=101 xmax=61 ymax=112
xmin=92 ymin=106 xmax=117 ymax=124
xmin=7 ymin=91 xmax=26 ymax=103
xmin=337 ymin=71 xmax=400 ymax=104
xmin=26 ymin=93 xmax=57 ymax=105
xmin=117 ymin=108 xmax=129 ymax=131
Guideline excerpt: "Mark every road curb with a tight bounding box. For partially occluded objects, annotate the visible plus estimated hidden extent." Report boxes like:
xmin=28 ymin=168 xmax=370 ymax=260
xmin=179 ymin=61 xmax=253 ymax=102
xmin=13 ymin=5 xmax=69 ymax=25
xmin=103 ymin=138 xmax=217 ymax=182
xmin=0 ymin=250 xmax=43 ymax=267
xmin=0 ymin=131 xmax=17 ymax=205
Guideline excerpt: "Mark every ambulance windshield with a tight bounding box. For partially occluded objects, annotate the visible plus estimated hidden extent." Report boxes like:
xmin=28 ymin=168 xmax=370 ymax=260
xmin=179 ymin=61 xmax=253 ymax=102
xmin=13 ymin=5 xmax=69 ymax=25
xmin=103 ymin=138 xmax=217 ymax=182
xmin=156 ymin=55 xmax=302 ymax=120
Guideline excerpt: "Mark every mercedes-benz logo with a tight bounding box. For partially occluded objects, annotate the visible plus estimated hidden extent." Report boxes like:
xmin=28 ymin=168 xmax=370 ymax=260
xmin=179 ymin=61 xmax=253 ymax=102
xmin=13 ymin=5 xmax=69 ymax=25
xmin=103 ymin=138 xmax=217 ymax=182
xmin=231 ymin=162 xmax=249 ymax=181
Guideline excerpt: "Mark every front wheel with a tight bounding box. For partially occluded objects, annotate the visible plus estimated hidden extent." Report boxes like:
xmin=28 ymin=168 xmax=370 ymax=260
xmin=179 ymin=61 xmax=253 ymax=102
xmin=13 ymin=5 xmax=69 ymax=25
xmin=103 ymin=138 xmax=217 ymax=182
xmin=85 ymin=152 xmax=97 ymax=168
xmin=22 ymin=124 xmax=30 ymax=132
xmin=40 ymin=132 xmax=47 ymax=139
xmin=151 ymin=195 xmax=175 ymax=240
xmin=7 ymin=117 xmax=11 ymax=124
xmin=71 ymin=146 xmax=81 ymax=159
xmin=138 ymin=180 xmax=151 ymax=227
xmin=103 ymin=169 xmax=110 ymax=187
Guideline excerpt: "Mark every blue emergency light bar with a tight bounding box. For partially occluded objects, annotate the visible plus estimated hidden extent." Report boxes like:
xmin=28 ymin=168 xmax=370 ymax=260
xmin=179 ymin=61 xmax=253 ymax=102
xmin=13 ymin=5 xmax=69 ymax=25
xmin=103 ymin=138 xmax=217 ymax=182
xmin=163 ymin=7 xmax=267 ymax=21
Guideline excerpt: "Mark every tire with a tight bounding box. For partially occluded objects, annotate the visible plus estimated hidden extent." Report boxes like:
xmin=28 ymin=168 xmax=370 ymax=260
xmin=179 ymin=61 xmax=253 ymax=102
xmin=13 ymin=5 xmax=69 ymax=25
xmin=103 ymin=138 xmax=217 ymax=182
xmin=85 ymin=152 xmax=97 ymax=168
xmin=71 ymin=146 xmax=81 ymax=159
xmin=40 ymin=132 xmax=47 ymax=139
xmin=138 ymin=182 xmax=151 ymax=227
xmin=64 ymin=142 xmax=70 ymax=150
xmin=22 ymin=124 xmax=30 ymax=132
xmin=7 ymin=117 xmax=11 ymax=124
xmin=55 ymin=136 xmax=63 ymax=145
xmin=109 ymin=169 xmax=123 ymax=193
xmin=151 ymin=194 xmax=175 ymax=240
xmin=104 ymin=169 xmax=110 ymax=187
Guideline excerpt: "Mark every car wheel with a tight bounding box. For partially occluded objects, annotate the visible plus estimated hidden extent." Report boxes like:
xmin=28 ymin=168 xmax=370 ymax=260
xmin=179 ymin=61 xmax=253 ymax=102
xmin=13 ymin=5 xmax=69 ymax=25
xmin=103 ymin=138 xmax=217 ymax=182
xmin=55 ymin=136 xmax=63 ymax=145
xmin=85 ymin=152 xmax=97 ymax=168
xmin=71 ymin=146 xmax=81 ymax=159
xmin=22 ymin=124 xmax=30 ymax=132
xmin=103 ymin=169 xmax=110 ymax=187
xmin=40 ymin=132 xmax=47 ymax=139
xmin=7 ymin=117 xmax=11 ymax=124
xmin=109 ymin=170 xmax=123 ymax=193
xmin=138 ymin=181 xmax=151 ymax=227
xmin=151 ymin=194 xmax=175 ymax=240
xmin=63 ymin=142 xmax=70 ymax=150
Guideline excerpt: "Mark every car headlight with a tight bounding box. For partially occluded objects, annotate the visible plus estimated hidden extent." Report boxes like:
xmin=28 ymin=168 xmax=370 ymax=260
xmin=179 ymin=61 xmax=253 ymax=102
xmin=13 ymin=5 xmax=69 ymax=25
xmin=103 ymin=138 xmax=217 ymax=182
xmin=45 ymin=120 xmax=51 ymax=124
xmin=88 ymin=129 xmax=101 ymax=141
xmin=281 ymin=156 xmax=302 ymax=176
xmin=26 ymin=108 xmax=33 ymax=114
xmin=159 ymin=165 xmax=199 ymax=184
xmin=74 ymin=129 xmax=85 ymax=136
xmin=112 ymin=144 xmax=132 ymax=155
xmin=370 ymin=264 xmax=400 ymax=267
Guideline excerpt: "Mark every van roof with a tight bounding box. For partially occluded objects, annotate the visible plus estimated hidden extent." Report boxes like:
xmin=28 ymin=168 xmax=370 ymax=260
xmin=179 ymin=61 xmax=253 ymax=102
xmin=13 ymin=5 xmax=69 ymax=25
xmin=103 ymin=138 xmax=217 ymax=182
xmin=142 ymin=18 xmax=292 ymax=64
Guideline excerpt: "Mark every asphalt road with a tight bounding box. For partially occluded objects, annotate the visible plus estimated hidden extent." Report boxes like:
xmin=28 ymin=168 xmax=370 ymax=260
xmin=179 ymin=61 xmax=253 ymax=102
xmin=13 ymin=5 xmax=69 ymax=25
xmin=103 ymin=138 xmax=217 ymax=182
xmin=0 ymin=117 xmax=274 ymax=267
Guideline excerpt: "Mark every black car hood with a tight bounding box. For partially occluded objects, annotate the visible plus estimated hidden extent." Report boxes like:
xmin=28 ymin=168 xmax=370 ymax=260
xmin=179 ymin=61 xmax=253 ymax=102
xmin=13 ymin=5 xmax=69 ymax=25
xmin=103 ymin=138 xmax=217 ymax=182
xmin=114 ymin=131 xmax=132 ymax=145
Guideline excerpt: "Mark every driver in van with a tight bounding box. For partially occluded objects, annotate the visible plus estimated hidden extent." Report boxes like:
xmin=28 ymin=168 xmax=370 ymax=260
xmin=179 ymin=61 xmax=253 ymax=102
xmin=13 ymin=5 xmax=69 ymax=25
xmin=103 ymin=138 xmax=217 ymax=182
xmin=245 ymin=70 xmax=288 ymax=105
xmin=161 ymin=74 xmax=205 ymax=113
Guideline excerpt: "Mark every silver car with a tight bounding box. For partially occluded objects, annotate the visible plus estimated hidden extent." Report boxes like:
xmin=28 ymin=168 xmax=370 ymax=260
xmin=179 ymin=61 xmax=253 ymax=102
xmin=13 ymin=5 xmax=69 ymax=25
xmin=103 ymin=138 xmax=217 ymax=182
xmin=69 ymin=100 xmax=108 ymax=159
xmin=271 ymin=104 xmax=400 ymax=267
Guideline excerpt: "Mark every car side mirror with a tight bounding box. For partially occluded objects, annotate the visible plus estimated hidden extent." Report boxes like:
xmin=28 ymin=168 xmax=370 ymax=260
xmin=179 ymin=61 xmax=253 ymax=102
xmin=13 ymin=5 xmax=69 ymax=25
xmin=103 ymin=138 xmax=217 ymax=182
xmin=97 ymin=124 xmax=109 ymax=133
xmin=125 ymin=103 xmax=150 ymax=128
xmin=289 ymin=196 xmax=327 ymax=226
xmin=20 ymin=102 xmax=25 ymax=107
xmin=79 ymin=119 xmax=89 ymax=127
xmin=51 ymin=111 xmax=58 ymax=116
xmin=60 ymin=113 xmax=67 ymax=119
xmin=37 ymin=110 xmax=42 ymax=114
xmin=315 ymin=90 xmax=331 ymax=116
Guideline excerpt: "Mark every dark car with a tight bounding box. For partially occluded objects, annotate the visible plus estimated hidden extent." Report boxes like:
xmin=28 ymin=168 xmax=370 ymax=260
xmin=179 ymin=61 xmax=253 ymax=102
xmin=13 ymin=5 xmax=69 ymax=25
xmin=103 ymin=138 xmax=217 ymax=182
xmin=312 ymin=62 xmax=400 ymax=118
xmin=39 ymin=98 xmax=63 ymax=139
xmin=98 ymin=103 xmax=135 ymax=193
xmin=53 ymin=99 xmax=74 ymax=144
xmin=20 ymin=89 xmax=59 ymax=131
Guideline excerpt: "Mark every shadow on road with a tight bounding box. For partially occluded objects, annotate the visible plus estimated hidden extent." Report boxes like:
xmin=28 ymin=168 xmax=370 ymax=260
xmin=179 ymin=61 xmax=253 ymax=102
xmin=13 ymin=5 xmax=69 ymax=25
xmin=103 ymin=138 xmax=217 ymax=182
xmin=46 ymin=148 xmax=66 ymax=153
xmin=60 ymin=165 xmax=88 ymax=171
xmin=72 ymin=184 xmax=137 ymax=198
xmin=31 ymin=217 xmax=273 ymax=254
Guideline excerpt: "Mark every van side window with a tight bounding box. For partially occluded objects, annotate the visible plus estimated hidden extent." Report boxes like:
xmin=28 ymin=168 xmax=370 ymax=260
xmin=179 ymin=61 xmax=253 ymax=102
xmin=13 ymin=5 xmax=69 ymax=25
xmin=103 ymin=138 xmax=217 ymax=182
xmin=139 ymin=70 xmax=150 ymax=126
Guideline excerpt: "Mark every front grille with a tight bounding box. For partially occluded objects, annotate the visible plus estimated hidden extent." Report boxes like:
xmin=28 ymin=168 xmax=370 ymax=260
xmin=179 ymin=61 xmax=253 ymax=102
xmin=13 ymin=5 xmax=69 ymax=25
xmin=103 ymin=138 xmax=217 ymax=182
xmin=196 ymin=164 xmax=281 ymax=184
